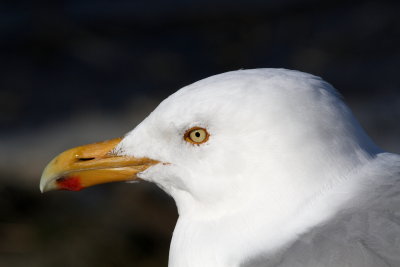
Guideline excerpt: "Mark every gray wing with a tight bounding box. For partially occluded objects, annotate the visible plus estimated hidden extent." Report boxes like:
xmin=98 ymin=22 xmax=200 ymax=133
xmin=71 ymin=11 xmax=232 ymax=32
xmin=247 ymin=153 xmax=400 ymax=267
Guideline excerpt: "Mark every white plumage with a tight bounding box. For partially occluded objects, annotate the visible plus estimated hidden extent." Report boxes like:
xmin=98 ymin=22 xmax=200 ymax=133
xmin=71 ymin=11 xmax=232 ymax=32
xmin=114 ymin=69 xmax=400 ymax=267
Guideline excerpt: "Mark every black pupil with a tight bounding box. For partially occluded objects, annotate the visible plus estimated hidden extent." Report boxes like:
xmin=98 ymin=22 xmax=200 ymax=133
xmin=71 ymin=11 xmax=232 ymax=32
xmin=195 ymin=131 xmax=201 ymax=138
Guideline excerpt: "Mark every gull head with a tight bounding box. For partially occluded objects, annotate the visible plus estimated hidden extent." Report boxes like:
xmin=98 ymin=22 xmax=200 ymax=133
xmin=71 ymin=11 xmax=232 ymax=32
xmin=40 ymin=69 xmax=380 ymax=265
xmin=41 ymin=69 xmax=379 ymax=213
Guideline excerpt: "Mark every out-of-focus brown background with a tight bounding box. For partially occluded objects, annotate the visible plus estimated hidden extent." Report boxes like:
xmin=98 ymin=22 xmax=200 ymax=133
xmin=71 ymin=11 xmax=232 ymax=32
xmin=0 ymin=1 xmax=399 ymax=266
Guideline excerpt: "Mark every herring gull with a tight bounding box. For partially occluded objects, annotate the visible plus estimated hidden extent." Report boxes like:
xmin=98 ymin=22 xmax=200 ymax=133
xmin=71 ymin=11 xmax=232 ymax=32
xmin=40 ymin=69 xmax=400 ymax=267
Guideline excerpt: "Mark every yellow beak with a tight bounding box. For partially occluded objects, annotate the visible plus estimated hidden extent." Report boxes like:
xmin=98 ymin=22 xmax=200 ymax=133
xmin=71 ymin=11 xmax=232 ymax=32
xmin=40 ymin=138 xmax=159 ymax=192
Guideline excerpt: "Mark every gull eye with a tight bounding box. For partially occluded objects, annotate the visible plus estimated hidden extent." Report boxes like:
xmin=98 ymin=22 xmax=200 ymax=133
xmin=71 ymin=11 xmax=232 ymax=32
xmin=184 ymin=127 xmax=209 ymax=145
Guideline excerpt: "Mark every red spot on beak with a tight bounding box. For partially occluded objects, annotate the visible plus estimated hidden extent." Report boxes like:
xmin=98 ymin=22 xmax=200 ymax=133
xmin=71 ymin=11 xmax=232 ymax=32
xmin=56 ymin=176 xmax=83 ymax=191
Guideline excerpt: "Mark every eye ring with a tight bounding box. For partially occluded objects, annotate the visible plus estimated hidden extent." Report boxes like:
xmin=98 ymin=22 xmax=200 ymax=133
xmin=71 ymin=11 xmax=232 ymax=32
xmin=184 ymin=127 xmax=210 ymax=145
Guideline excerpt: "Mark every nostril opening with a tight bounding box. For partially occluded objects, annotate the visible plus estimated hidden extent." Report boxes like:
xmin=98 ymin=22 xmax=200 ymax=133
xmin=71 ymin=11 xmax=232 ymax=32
xmin=78 ymin=157 xmax=95 ymax=161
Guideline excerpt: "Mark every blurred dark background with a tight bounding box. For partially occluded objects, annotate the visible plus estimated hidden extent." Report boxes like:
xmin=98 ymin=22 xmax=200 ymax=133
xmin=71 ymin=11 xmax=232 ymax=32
xmin=0 ymin=0 xmax=399 ymax=266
